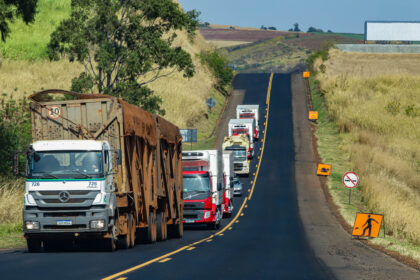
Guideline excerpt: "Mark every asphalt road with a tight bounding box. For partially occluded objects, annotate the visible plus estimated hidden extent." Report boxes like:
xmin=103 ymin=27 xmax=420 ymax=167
xmin=0 ymin=73 xmax=331 ymax=280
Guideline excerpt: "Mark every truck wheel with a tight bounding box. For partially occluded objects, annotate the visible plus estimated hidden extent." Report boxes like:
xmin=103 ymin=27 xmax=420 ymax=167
xmin=103 ymin=237 xmax=117 ymax=252
xmin=156 ymin=211 xmax=167 ymax=241
xmin=117 ymin=213 xmax=130 ymax=250
xmin=170 ymin=222 xmax=183 ymax=238
xmin=147 ymin=211 xmax=157 ymax=243
xmin=27 ymin=238 xmax=41 ymax=253
xmin=129 ymin=213 xmax=136 ymax=248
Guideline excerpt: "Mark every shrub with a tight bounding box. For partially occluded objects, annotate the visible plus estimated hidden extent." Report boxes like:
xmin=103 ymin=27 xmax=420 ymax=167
xmin=199 ymin=51 xmax=234 ymax=93
xmin=385 ymin=99 xmax=401 ymax=115
xmin=0 ymin=95 xmax=32 ymax=176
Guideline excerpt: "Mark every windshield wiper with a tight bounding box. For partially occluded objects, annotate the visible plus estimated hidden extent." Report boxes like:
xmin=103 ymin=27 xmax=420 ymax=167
xmin=184 ymin=190 xmax=209 ymax=194
xmin=67 ymin=170 xmax=92 ymax=179
xmin=32 ymin=173 xmax=59 ymax=179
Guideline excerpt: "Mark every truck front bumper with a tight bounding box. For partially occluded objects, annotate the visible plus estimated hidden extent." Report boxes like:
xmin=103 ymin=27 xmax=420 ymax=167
xmin=23 ymin=206 xmax=113 ymax=238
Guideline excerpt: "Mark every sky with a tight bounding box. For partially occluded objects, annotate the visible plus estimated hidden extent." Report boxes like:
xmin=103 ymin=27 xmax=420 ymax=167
xmin=178 ymin=0 xmax=420 ymax=33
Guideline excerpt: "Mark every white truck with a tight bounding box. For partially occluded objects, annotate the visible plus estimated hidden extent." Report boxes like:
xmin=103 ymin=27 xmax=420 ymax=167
xmin=236 ymin=105 xmax=260 ymax=141
xmin=228 ymin=119 xmax=255 ymax=159
xmin=222 ymin=135 xmax=250 ymax=176
xmin=182 ymin=150 xmax=224 ymax=229
xmin=222 ymin=152 xmax=234 ymax=217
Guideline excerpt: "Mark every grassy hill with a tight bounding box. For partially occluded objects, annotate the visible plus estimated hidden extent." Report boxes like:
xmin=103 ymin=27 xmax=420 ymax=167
xmin=220 ymin=31 xmax=363 ymax=73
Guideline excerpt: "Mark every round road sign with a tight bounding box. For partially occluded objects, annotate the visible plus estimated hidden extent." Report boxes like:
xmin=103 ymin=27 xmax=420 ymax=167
xmin=342 ymin=172 xmax=359 ymax=189
xmin=47 ymin=105 xmax=62 ymax=120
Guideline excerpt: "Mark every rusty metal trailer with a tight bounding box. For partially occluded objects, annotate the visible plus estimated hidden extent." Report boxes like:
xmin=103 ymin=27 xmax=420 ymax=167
xmin=24 ymin=89 xmax=183 ymax=251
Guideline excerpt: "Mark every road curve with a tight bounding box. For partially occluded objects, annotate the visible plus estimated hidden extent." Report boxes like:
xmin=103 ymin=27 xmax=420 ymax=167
xmin=0 ymin=73 xmax=334 ymax=280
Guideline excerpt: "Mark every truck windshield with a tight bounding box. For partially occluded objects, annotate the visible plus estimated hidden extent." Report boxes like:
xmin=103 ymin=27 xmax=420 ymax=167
xmin=226 ymin=149 xmax=247 ymax=162
xmin=28 ymin=151 xmax=104 ymax=179
xmin=183 ymin=174 xmax=211 ymax=194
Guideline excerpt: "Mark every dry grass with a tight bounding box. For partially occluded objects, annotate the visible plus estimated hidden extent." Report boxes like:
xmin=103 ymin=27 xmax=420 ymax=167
xmin=315 ymin=49 xmax=420 ymax=247
xmin=0 ymin=29 xmax=218 ymax=130
xmin=0 ymin=179 xmax=24 ymax=225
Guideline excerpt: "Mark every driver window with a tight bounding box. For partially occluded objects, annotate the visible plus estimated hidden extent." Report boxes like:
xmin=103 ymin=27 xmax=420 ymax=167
xmin=104 ymin=150 xmax=109 ymax=173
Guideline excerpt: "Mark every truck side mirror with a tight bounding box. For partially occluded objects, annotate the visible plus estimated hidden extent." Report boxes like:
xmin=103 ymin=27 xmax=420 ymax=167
xmin=13 ymin=151 xmax=26 ymax=177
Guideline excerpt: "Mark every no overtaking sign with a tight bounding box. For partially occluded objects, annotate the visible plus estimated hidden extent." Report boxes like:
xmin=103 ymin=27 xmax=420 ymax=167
xmin=342 ymin=172 xmax=359 ymax=189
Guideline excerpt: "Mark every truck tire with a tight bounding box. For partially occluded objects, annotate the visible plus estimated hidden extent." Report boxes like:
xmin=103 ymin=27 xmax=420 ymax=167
xmin=129 ymin=213 xmax=136 ymax=248
xmin=156 ymin=211 xmax=167 ymax=241
xmin=168 ymin=222 xmax=183 ymax=238
xmin=147 ymin=211 xmax=157 ymax=243
xmin=27 ymin=238 xmax=41 ymax=253
xmin=117 ymin=213 xmax=130 ymax=250
xmin=103 ymin=237 xmax=116 ymax=252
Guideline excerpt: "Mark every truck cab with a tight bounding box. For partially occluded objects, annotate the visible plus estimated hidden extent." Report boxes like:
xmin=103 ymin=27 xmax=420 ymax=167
xmin=236 ymin=105 xmax=260 ymax=141
xmin=228 ymin=119 xmax=255 ymax=159
xmin=222 ymin=135 xmax=250 ymax=177
xmin=182 ymin=150 xmax=223 ymax=229
xmin=22 ymin=140 xmax=117 ymax=250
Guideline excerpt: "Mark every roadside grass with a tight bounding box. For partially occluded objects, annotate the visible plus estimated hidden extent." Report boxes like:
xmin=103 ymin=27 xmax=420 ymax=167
xmin=0 ymin=179 xmax=25 ymax=249
xmin=0 ymin=0 xmax=71 ymax=60
xmin=311 ymin=49 xmax=420 ymax=263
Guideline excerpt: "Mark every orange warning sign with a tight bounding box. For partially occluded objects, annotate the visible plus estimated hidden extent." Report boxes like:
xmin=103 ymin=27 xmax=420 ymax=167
xmin=308 ymin=111 xmax=318 ymax=120
xmin=352 ymin=213 xmax=383 ymax=238
xmin=317 ymin=163 xmax=331 ymax=176
xmin=303 ymin=71 xmax=310 ymax=78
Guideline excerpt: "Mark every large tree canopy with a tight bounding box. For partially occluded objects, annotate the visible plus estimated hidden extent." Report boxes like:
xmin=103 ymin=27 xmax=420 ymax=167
xmin=0 ymin=0 xmax=38 ymax=41
xmin=48 ymin=0 xmax=199 ymax=114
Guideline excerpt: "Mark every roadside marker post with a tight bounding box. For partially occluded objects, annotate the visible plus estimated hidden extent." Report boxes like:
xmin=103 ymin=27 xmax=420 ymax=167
xmin=343 ymin=172 xmax=359 ymax=204
xmin=308 ymin=111 xmax=318 ymax=121
xmin=317 ymin=163 xmax=331 ymax=176
xmin=352 ymin=213 xmax=383 ymax=239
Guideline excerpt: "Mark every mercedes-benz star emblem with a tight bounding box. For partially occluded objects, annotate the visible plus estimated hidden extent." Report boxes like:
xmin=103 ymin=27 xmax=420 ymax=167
xmin=59 ymin=191 xmax=70 ymax=203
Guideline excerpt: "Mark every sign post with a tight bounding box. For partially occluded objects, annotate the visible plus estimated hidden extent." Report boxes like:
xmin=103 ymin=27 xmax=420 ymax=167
xmin=180 ymin=129 xmax=197 ymax=150
xmin=342 ymin=172 xmax=359 ymax=204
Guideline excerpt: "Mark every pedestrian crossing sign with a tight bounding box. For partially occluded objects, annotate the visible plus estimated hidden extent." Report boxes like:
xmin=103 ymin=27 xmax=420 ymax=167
xmin=352 ymin=213 xmax=383 ymax=238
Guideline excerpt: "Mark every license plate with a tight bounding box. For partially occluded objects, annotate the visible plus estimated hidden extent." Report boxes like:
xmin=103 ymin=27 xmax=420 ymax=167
xmin=184 ymin=219 xmax=195 ymax=224
xmin=57 ymin=220 xmax=72 ymax=226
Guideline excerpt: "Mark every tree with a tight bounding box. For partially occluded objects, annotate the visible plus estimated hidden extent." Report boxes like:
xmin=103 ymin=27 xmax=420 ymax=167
xmin=293 ymin=23 xmax=301 ymax=32
xmin=0 ymin=0 xmax=38 ymax=41
xmin=268 ymin=26 xmax=277 ymax=30
xmin=307 ymin=26 xmax=323 ymax=33
xmin=48 ymin=0 xmax=199 ymax=115
xmin=260 ymin=25 xmax=267 ymax=30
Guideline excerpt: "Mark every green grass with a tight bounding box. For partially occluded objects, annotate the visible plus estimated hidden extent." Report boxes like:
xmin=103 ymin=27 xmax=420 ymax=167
xmin=0 ymin=0 xmax=71 ymax=60
xmin=0 ymin=224 xmax=25 ymax=249
xmin=312 ymin=32 xmax=364 ymax=40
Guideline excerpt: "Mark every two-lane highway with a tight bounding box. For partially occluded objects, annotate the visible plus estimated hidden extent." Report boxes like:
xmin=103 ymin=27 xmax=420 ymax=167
xmin=0 ymin=73 xmax=332 ymax=280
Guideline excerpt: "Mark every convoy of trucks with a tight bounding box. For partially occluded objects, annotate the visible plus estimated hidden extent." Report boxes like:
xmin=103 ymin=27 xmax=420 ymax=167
xmin=17 ymin=89 xmax=184 ymax=252
xmin=16 ymin=88 xmax=261 ymax=252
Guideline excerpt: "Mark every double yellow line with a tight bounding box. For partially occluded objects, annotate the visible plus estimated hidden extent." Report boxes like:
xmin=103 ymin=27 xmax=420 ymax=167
xmin=102 ymin=73 xmax=274 ymax=280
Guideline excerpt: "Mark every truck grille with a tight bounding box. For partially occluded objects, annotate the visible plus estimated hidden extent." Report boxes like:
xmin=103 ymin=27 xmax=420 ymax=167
xmin=183 ymin=202 xmax=204 ymax=210
xmin=30 ymin=190 xmax=100 ymax=208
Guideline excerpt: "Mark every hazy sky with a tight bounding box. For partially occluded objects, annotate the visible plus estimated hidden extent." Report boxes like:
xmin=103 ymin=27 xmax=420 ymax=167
xmin=178 ymin=0 xmax=420 ymax=33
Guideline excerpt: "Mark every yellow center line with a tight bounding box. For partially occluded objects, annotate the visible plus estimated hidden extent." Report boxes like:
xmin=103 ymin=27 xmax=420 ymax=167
xmin=187 ymin=247 xmax=195 ymax=251
xmin=248 ymin=72 xmax=273 ymax=201
xmin=101 ymin=73 xmax=274 ymax=280
xmin=159 ymin=258 xmax=171 ymax=263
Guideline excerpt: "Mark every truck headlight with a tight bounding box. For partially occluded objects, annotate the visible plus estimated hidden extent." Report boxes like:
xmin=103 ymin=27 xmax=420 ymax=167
xmin=25 ymin=221 xmax=40 ymax=230
xmin=90 ymin=219 xmax=105 ymax=229
xmin=92 ymin=193 xmax=103 ymax=205
xmin=25 ymin=194 xmax=36 ymax=206
xmin=203 ymin=211 xmax=211 ymax=219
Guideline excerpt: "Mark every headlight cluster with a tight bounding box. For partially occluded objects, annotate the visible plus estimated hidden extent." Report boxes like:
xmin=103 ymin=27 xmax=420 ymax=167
xmin=25 ymin=221 xmax=40 ymax=230
xmin=90 ymin=219 xmax=105 ymax=229
xmin=203 ymin=211 xmax=211 ymax=219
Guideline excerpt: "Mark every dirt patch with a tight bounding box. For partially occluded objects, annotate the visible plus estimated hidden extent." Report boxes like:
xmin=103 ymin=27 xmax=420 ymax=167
xmin=200 ymin=29 xmax=312 ymax=42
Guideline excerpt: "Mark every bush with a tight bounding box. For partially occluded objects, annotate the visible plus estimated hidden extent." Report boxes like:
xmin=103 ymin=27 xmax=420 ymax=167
xmin=199 ymin=51 xmax=234 ymax=92
xmin=0 ymin=95 xmax=32 ymax=176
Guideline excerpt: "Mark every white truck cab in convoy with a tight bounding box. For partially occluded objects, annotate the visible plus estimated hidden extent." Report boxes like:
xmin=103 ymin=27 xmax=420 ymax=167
xmin=236 ymin=105 xmax=260 ymax=140
xmin=228 ymin=119 xmax=255 ymax=158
